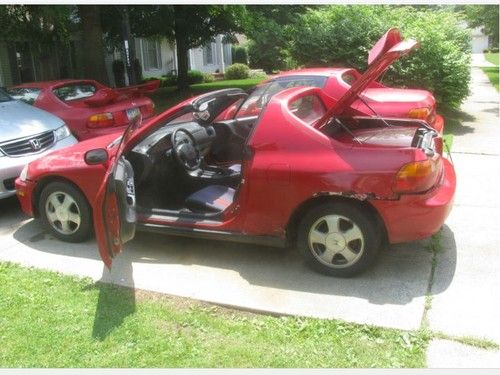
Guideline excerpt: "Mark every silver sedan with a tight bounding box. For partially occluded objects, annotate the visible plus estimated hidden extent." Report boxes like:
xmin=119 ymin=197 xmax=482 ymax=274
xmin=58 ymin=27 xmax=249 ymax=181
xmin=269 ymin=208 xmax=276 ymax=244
xmin=0 ymin=88 xmax=77 ymax=199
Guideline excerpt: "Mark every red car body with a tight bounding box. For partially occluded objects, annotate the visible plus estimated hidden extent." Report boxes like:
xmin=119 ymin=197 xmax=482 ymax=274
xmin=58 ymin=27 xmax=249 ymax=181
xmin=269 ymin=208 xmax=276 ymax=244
xmin=15 ymin=29 xmax=456 ymax=276
xmin=8 ymin=79 xmax=159 ymax=140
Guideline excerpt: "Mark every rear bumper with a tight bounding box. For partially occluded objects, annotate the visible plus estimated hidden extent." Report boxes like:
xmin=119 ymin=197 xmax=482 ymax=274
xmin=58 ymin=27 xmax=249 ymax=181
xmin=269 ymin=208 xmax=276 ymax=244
xmin=0 ymin=135 xmax=77 ymax=200
xmin=372 ymin=158 xmax=456 ymax=244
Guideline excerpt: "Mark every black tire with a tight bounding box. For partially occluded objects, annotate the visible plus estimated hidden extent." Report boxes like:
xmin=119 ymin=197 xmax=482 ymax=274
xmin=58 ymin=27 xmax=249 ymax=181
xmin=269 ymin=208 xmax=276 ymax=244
xmin=38 ymin=181 xmax=92 ymax=243
xmin=297 ymin=201 xmax=381 ymax=277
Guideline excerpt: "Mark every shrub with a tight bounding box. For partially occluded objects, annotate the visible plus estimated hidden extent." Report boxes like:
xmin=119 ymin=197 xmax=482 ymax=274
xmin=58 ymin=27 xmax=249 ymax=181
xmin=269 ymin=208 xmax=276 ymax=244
xmin=484 ymin=47 xmax=499 ymax=53
xmin=202 ymin=73 xmax=215 ymax=83
xmin=288 ymin=6 xmax=471 ymax=108
xmin=186 ymin=70 xmax=204 ymax=84
xmin=225 ymin=63 xmax=250 ymax=80
xmin=232 ymin=45 xmax=249 ymax=64
xmin=248 ymin=70 xmax=267 ymax=79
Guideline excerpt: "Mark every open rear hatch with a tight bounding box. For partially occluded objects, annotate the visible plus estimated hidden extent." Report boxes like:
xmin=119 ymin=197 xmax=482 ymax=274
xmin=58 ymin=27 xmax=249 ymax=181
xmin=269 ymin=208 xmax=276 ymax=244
xmin=316 ymin=28 xmax=419 ymax=127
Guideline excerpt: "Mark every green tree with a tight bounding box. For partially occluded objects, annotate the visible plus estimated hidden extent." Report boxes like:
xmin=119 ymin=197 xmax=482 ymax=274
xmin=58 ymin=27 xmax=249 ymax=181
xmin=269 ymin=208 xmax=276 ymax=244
xmin=460 ymin=5 xmax=499 ymax=47
xmin=0 ymin=5 xmax=71 ymax=45
xmin=243 ymin=5 xmax=311 ymax=73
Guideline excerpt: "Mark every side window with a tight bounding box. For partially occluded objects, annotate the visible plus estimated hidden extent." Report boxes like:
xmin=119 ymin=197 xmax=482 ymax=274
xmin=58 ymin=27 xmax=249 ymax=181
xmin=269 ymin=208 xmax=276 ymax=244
xmin=53 ymin=84 xmax=96 ymax=102
xmin=288 ymin=95 xmax=326 ymax=125
xmin=6 ymin=87 xmax=41 ymax=105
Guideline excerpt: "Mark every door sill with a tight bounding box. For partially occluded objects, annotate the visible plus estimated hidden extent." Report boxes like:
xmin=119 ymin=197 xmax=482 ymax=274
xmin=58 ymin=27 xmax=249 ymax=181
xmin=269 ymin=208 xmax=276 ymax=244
xmin=136 ymin=222 xmax=286 ymax=248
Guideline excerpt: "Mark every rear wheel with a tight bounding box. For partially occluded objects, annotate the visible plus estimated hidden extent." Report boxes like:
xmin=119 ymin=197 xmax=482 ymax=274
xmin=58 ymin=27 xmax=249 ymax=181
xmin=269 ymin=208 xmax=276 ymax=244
xmin=39 ymin=181 xmax=92 ymax=243
xmin=297 ymin=202 xmax=381 ymax=277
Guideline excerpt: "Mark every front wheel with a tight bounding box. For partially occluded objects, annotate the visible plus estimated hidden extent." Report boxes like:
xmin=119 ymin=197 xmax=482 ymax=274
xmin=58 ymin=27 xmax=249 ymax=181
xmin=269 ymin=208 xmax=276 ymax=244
xmin=38 ymin=181 xmax=92 ymax=243
xmin=297 ymin=202 xmax=381 ymax=277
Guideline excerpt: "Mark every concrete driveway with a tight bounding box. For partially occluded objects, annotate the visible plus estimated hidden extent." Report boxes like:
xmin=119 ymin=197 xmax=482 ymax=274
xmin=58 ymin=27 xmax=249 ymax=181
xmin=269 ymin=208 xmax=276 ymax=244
xmin=0 ymin=195 xmax=444 ymax=331
xmin=0 ymin=63 xmax=499 ymax=367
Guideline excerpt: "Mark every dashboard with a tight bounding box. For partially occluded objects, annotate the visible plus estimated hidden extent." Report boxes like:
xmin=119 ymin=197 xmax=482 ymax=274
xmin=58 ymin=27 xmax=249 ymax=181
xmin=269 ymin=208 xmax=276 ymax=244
xmin=127 ymin=121 xmax=216 ymax=184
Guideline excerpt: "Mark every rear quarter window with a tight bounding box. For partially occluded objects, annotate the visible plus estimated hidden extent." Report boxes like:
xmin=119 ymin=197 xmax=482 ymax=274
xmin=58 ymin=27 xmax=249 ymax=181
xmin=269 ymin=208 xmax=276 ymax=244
xmin=53 ymin=83 xmax=96 ymax=102
xmin=7 ymin=87 xmax=41 ymax=104
xmin=288 ymin=95 xmax=326 ymax=125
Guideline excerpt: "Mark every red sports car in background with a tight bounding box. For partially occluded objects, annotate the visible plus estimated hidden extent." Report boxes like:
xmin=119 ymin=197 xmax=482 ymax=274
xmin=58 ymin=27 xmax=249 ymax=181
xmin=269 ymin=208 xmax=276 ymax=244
xmin=221 ymin=28 xmax=444 ymax=134
xmin=15 ymin=30 xmax=456 ymax=277
xmin=8 ymin=79 xmax=159 ymax=140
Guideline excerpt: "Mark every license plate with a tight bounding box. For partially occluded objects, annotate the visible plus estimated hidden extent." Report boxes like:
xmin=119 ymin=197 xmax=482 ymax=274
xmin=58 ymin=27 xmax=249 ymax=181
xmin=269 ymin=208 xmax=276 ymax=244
xmin=126 ymin=107 xmax=141 ymax=121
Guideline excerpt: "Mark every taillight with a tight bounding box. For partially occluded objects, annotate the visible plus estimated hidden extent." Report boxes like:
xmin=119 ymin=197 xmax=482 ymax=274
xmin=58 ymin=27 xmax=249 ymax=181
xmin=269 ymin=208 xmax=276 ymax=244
xmin=408 ymin=107 xmax=431 ymax=120
xmin=87 ymin=112 xmax=115 ymax=128
xmin=393 ymin=157 xmax=442 ymax=194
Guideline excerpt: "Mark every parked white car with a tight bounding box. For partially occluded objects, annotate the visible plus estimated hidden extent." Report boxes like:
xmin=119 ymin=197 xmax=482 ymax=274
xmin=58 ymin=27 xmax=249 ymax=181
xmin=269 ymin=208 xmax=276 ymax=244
xmin=0 ymin=88 xmax=77 ymax=199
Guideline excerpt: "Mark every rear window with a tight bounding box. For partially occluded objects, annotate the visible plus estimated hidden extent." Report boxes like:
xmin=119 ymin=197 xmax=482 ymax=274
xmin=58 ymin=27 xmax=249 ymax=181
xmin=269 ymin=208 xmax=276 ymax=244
xmin=288 ymin=94 xmax=326 ymax=125
xmin=6 ymin=87 xmax=41 ymax=104
xmin=235 ymin=75 xmax=327 ymax=119
xmin=53 ymin=83 xmax=96 ymax=102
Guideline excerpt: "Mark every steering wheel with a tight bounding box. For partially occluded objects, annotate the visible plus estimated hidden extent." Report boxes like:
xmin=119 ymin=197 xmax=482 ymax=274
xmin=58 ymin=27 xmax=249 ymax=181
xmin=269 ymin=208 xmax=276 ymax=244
xmin=172 ymin=128 xmax=202 ymax=171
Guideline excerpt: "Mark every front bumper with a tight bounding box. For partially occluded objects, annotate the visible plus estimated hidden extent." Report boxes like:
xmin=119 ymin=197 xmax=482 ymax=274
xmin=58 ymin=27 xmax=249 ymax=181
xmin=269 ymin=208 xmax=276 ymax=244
xmin=1 ymin=135 xmax=77 ymax=199
xmin=372 ymin=157 xmax=456 ymax=244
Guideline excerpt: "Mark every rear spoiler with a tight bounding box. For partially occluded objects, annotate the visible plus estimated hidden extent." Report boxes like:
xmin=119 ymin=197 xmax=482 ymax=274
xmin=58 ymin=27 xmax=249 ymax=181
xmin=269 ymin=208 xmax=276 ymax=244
xmin=115 ymin=79 xmax=161 ymax=96
xmin=84 ymin=79 xmax=160 ymax=107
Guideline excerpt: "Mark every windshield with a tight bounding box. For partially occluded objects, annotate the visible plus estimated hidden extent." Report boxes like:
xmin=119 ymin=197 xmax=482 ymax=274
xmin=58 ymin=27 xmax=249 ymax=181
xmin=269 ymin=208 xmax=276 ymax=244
xmin=235 ymin=75 xmax=328 ymax=119
xmin=0 ymin=88 xmax=13 ymax=102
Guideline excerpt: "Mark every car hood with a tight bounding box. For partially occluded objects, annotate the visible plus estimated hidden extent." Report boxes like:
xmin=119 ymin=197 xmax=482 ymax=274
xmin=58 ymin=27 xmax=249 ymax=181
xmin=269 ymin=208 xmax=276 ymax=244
xmin=0 ymin=100 xmax=65 ymax=143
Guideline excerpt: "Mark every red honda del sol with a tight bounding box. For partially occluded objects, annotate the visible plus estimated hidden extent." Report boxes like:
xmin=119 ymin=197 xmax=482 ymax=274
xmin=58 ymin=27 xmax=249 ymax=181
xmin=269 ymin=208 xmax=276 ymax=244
xmin=16 ymin=33 xmax=456 ymax=277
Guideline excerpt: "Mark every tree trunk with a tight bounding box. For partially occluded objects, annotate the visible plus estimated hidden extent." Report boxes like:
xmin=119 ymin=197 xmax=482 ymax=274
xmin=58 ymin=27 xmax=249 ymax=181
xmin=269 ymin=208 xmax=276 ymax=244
xmin=78 ymin=5 xmax=109 ymax=84
xmin=175 ymin=35 xmax=189 ymax=90
xmin=174 ymin=7 xmax=189 ymax=90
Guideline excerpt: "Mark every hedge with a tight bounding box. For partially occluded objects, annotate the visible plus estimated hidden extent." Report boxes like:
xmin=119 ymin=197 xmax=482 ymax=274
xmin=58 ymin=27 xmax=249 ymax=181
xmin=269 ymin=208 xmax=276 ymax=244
xmin=288 ymin=6 xmax=471 ymax=108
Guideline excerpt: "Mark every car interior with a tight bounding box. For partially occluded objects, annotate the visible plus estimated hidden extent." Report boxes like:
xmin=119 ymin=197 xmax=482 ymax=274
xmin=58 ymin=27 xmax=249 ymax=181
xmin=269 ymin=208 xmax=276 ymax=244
xmin=122 ymin=88 xmax=346 ymax=220
xmin=124 ymin=92 xmax=258 ymax=219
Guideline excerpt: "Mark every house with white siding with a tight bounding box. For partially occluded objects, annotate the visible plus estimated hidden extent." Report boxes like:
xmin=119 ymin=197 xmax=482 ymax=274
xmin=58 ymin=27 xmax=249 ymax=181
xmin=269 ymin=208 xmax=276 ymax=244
xmin=106 ymin=34 xmax=232 ymax=86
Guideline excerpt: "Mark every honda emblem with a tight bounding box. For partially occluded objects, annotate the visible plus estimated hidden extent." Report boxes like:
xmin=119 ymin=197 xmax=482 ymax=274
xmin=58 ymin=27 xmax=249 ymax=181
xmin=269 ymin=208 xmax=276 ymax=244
xmin=29 ymin=138 xmax=41 ymax=151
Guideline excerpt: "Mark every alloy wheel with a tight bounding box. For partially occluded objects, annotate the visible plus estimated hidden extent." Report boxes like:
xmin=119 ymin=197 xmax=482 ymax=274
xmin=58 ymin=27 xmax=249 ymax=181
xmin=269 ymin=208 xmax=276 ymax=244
xmin=44 ymin=191 xmax=82 ymax=235
xmin=308 ymin=214 xmax=365 ymax=268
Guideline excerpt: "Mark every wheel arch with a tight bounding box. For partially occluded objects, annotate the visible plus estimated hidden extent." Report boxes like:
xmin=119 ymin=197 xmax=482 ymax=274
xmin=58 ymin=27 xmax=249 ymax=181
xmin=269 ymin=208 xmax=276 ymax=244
xmin=32 ymin=176 xmax=92 ymax=218
xmin=285 ymin=193 xmax=388 ymax=247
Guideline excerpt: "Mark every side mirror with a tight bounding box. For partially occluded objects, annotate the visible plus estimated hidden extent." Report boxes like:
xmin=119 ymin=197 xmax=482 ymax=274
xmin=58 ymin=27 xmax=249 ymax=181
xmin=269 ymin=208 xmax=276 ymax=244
xmin=84 ymin=148 xmax=109 ymax=165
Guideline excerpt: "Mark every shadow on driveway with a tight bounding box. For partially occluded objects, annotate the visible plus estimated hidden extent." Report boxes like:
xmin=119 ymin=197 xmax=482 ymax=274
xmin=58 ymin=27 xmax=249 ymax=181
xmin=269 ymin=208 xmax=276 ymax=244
xmin=12 ymin=214 xmax=457 ymax=307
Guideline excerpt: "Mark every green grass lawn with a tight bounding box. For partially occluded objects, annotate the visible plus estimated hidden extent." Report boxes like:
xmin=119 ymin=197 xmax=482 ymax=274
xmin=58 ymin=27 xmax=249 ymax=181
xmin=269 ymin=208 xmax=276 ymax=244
xmin=0 ymin=262 xmax=429 ymax=368
xmin=482 ymin=53 xmax=499 ymax=91
xmin=149 ymin=78 xmax=266 ymax=113
xmin=481 ymin=67 xmax=499 ymax=91
xmin=485 ymin=52 xmax=499 ymax=66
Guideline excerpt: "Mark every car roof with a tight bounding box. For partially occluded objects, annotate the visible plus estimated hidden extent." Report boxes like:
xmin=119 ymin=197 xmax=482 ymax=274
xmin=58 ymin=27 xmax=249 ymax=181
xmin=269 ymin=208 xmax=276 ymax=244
xmin=12 ymin=79 xmax=100 ymax=89
xmin=272 ymin=67 xmax=355 ymax=79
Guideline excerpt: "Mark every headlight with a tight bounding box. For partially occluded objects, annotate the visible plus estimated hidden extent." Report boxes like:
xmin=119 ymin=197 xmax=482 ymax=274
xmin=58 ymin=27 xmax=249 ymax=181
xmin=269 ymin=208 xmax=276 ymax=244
xmin=19 ymin=164 xmax=29 ymax=182
xmin=54 ymin=125 xmax=71 ymax=141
